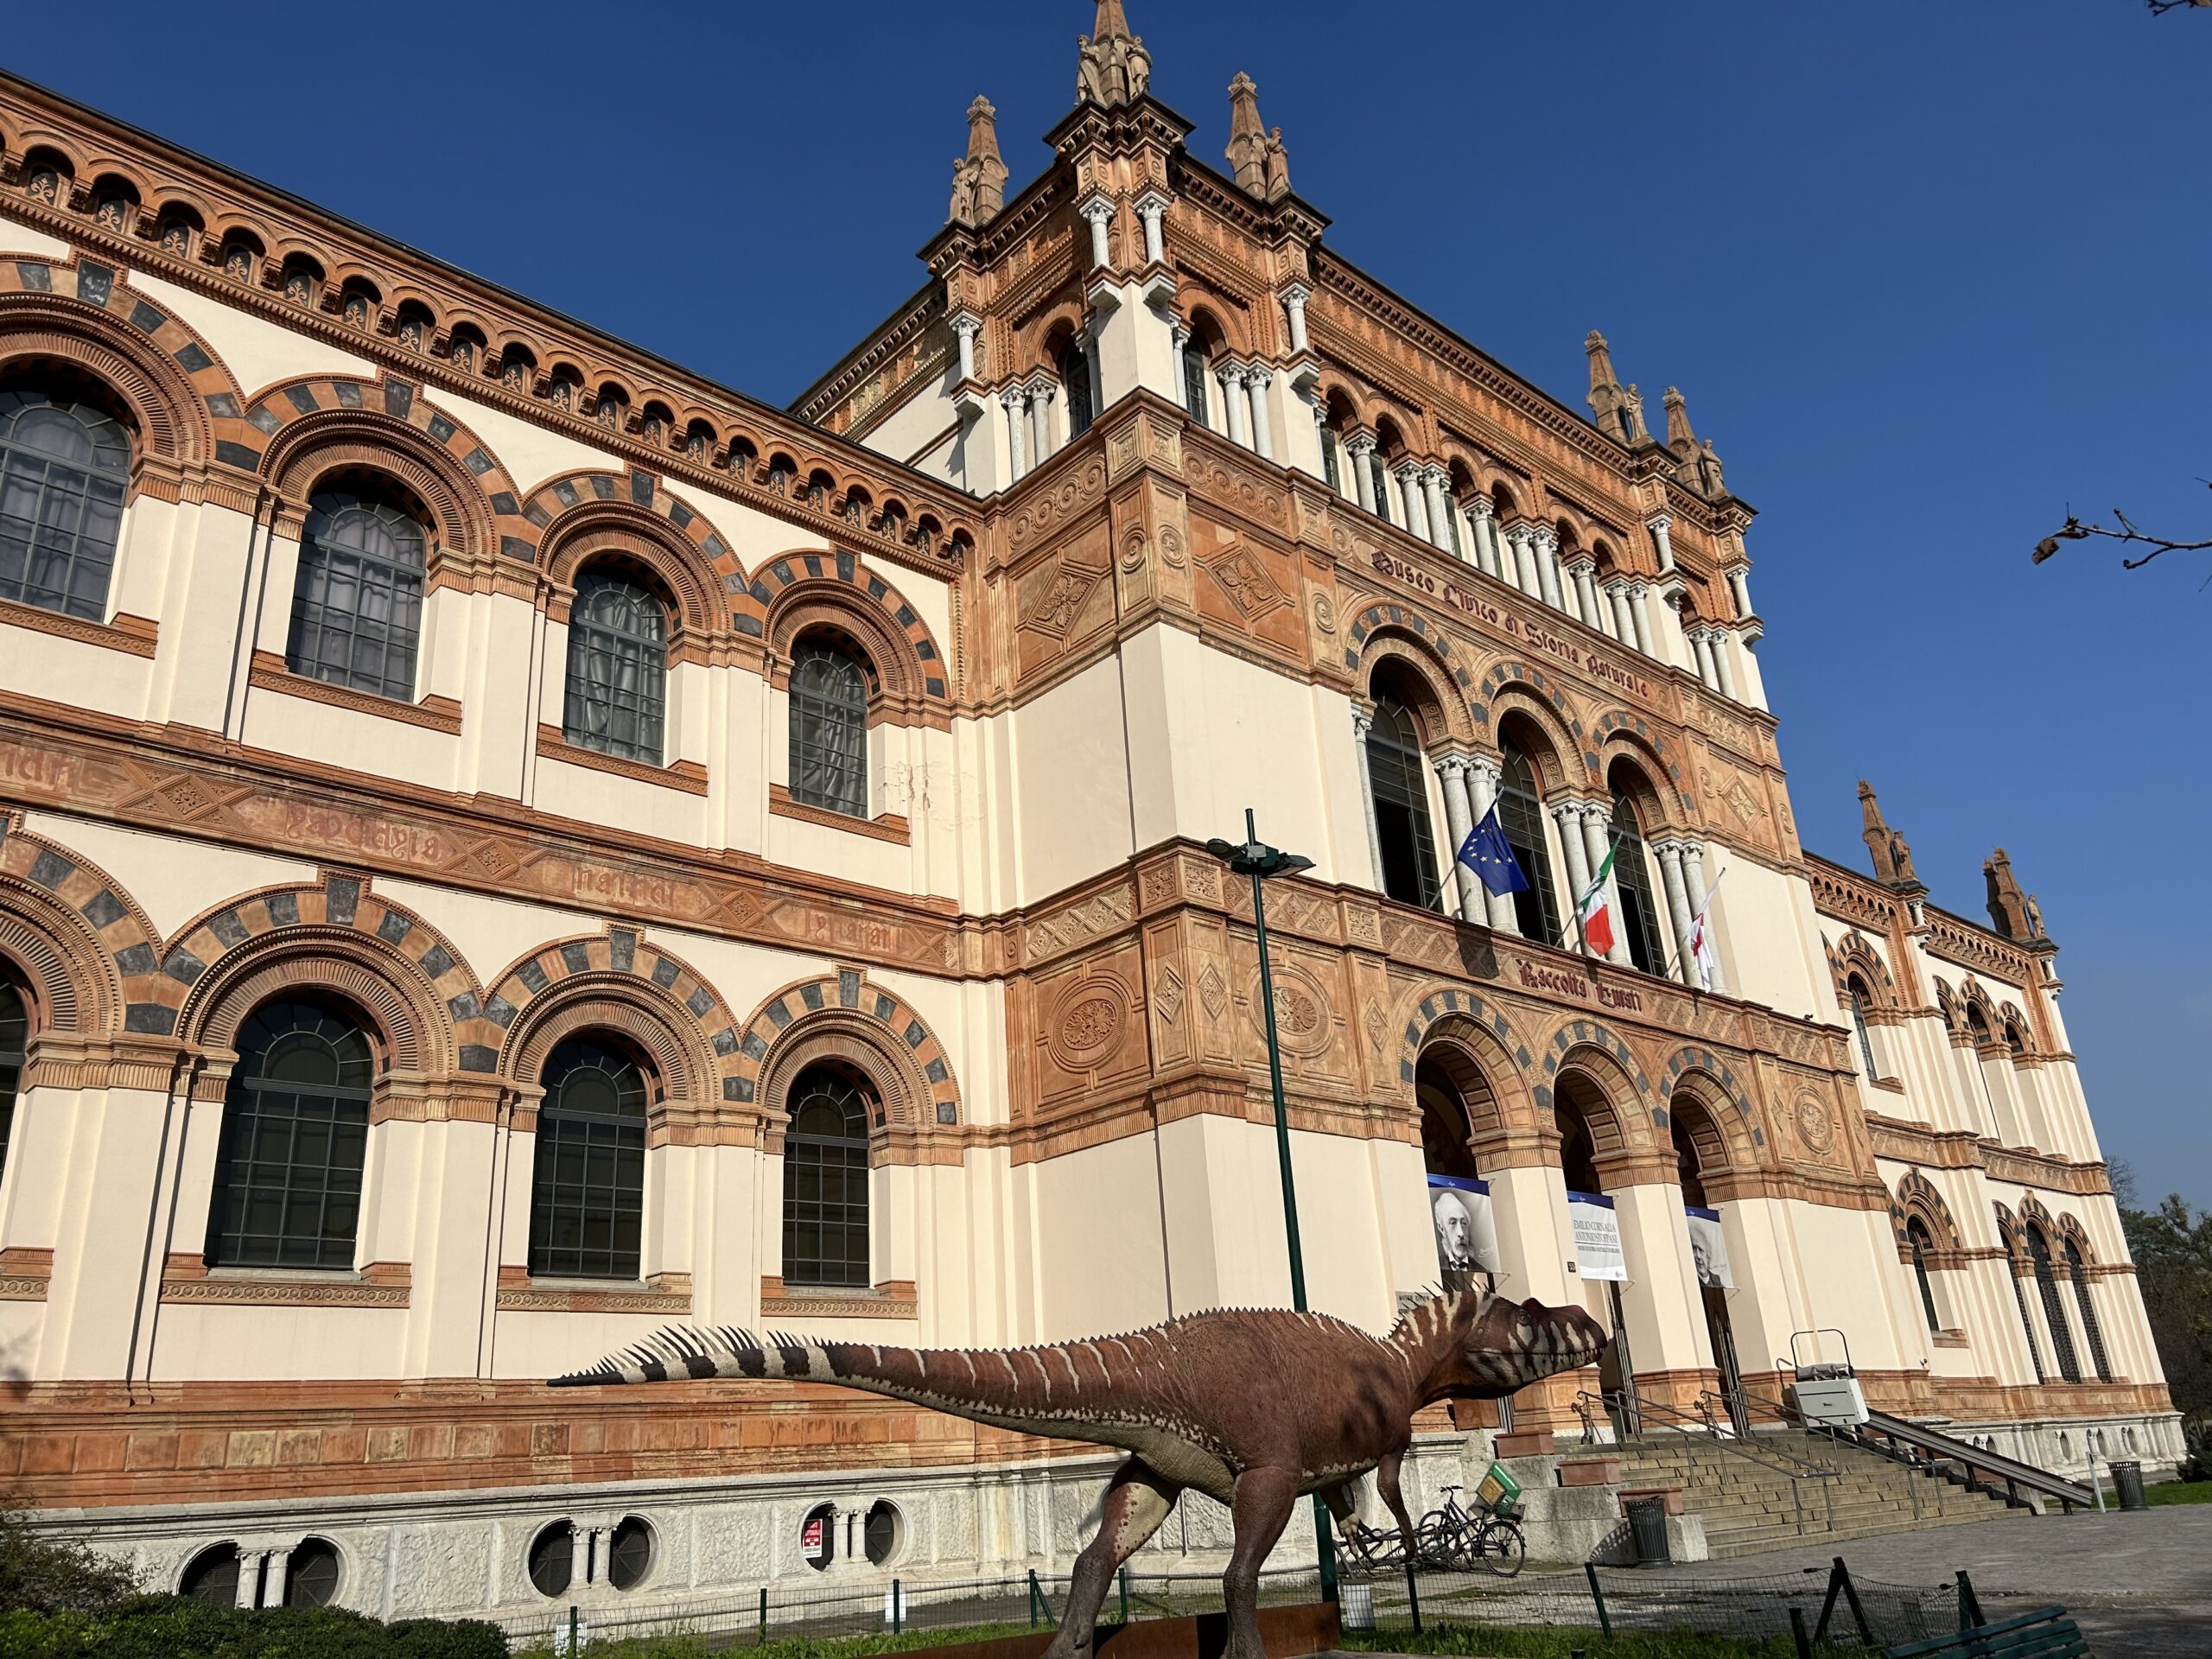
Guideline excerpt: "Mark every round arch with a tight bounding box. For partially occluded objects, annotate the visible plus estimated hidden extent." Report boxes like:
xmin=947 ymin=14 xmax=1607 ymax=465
xmin=1364 ymin=634 xmax=1466 ymax=752
xmin=1890 ymin=1168 xmax=1966 ymax=1262
xmin=763 ymin=560 xmax=951 ymax=725
xmin=732 ymin=971 xmax=961 ymax=1143
xmin=537 ymin=499 xmax=732 ymax=651
xmin=0 ymin=823 xmax=168 ymax=1039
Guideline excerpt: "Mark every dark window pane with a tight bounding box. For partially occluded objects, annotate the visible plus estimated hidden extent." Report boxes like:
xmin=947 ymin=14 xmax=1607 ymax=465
xmin=1499 ymin=743 xmax=1562 ymax=945
xmin=284 ymin=489 xmax=427 ymax=701
xmin=206 ymin=1001 xmax=373 ymax=1270
xmin=1365 ymin=697 xmax=1440 ymax=911
xmin=789 ymin=639 xmax=868 ymax=817
xmin=0 ymin=390 xmax=130 ymax=620
xmin=0 ymin=978 xmax=23 ymax=1184
xmin=529 ymin=1038 xmax=650 ymax=1281
xmin=1608 ymin=793 xmax=1669 ymax=976
xmin=2028 ymin=1229 xmax=2081 ymax=1383
xmin=563 ymin=573 xmax=669 ymax=764
xmin=781 ymin=1067 xmax=872 ymax=1287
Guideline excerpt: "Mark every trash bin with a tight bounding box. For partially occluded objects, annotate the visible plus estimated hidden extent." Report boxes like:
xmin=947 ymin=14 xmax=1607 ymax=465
xmin=2111 ymin=1459 xmax=2147 ymax=1511
xmin=1624 ymin=1497 xmax=1671 ymax=1567
xmin=1339 ymin=1580 xmax=1374 ymax=1630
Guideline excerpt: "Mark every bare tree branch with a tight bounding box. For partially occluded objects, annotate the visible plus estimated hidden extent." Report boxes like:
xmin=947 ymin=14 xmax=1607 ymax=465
xmin=2148 ymin=0 xmax=2212 ymax=16
xmin=2034 ymin=482 xmax=2212 ymax=572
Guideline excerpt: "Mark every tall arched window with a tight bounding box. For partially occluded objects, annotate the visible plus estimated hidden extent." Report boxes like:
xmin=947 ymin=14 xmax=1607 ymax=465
xmin=1906 ymin=1220 xmax=1941 ymax=1333
xmin=2063 ymin=1238 xmax=2113 ymax=1382
xmin=285 ymin=487 xmax=426 ymax=701
xmin=1497 ymin=741 xmax=1563 ymax=945
xmin=1182 ymin=349 xmax=1211 ymax=429
xmin=1847 ymin=976 xmax=1879 ymax=1079
xmin=789 ymin=638 xmax=868 ymax=817
xmin=1369 ymin=452 xmax=1393 ymax=525
xmin=0 ymin=976 xmax=24 ymax=1183
xmin=563 ymin=572 xmax=669 ymax=764
xmin=1608 ymin=791 xmax=1668 ymax=976
xmin=1319 ymin=425 xmax=1341 ymax=493
xmin=0 ymin=387 xmax=131 ymax=620
xmin=529 ymin=1037 xmax=648 ymax=1281
xmin=1059 ymin=343 xmax=1095 ymax=440
xmin=2027 ymin=1226 xmax=2082 ymax=1382
xmin=1365 ymin=696 xmax=1440 ymax=911
xmin=207 ymin=1001 xmax=373 ymax=1270
xmin=782 ymin=1065 xmax=874 ymax=1288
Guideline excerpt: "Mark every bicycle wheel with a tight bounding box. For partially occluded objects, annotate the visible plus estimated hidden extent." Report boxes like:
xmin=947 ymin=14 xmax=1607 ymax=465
xmin=1476 ymin=1517 xmax=1526 ymax=1578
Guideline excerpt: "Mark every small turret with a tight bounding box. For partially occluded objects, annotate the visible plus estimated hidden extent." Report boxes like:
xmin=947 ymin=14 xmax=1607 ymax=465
xmin=1586 ymin=332 xmax=1646 ymax=444
xmin=946 ymin=95 xmax=1008 ymax=227
xmin=1077 ymin=0 xmax=1151 ymax=107
xmin=1859 ymin=780 xmax=1919 ymax=888
xmin=1983 ymin=849 xmax=2040 ymax=941
xmin=1225 ymin=73 xmax=1293 ymax=200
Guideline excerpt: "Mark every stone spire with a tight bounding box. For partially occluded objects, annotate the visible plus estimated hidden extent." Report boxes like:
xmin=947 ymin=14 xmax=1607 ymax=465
xmin=1663 ymin=385 xmax=1697 ymax=456
xmin=947 ymin=95 xmax=1008 ymax=227
xmin=1858 ymin=781 xmax=1918 ymax=888
xmin=1586 ymin=332 xmax=1631 ymax=442
xmin=1077 ymin=0 xmax=1151 ymax=107
xmin=1983 ymin=849 xmax=2041 ymax=940
xmin=1664 ymin=385 xmax=1726 ymax=498
xmin=1224 ymin=73 xmax=1291 ymax=200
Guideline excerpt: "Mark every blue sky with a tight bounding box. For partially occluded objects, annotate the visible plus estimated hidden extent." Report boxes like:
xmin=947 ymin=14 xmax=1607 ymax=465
xmin=10 ymin=3 xmax=2205 ymax=1202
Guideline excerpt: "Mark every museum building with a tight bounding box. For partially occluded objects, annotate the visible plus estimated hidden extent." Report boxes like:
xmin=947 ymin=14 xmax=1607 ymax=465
xmin=0 ymin=3 xmax=2177 ymax=1626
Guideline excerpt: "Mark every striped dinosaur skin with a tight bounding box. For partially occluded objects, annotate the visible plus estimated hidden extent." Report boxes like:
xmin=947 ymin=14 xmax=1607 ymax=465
xmin=553 ymin=1288 xmax=1605 ymax=1659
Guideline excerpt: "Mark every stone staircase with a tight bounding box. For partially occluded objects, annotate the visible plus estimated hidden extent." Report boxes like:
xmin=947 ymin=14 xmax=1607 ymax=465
xmin=1607 ymin=1428 xmax=2028 ymax=1560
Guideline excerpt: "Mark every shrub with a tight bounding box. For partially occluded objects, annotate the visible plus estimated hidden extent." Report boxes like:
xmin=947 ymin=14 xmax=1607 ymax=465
xmin=0 ymin=1509 xmax=142 ymax=1615
xmin=0 ymin=1599 xmax=510 ymax=1657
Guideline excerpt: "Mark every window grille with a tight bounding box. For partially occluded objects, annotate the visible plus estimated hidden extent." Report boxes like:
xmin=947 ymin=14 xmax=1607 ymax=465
xmin=2064 ymin=1240 xmax=2113 ymax=1382
xmin=563 ymin=572 xmax=668 ymax=764
xmin=1365 ymin=697 xmax=1441 ymax=910
xmin=1609 ymin=792 xmax=1669 ymax=976
xmin=528 ymin=1037 xmax=648 ymax=1281
xmin=1061 ymin=346 xmax=1095 ymax=439
xmin=0 ymin=389 xmax=130 ymax=620
xmin=1182 ymin=351 xmax=1211 ymax=428
xmin=1320 ymin=425 xmax=1340 ymax=493
xmin=284 ymin=489 xmax=426 ymax=701
xmin=782 ymin=1067 xmax=874 ymax=1287
xmin=1848 ymin=980 xmax=1880 ymax=1078
xmin=2028 ymin=1227 xmax=2082 ymax=1382
xmin=1498 ymin=743 xmax=1563 ymax=945
xmin=1907 ymin=1221 xmax=1941 ymax=1333
xmin=789 ymin=639 xmax=868 ymax=817
xmin=206 ymin=1001 xmax=372 ymax=1269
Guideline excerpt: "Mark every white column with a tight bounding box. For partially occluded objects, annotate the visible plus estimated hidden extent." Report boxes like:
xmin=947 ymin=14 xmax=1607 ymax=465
xmin=1246 ymin=366 xmax=1274 ymax=460
xmin=1351 ymin=709 xmax=1389 ymax=893
xmin=1221 ymin=366 xmax=1253 ymax=448
xmin=952 ymin=313 xmax=982 ymax=382
xmin=1690 ymin=627 xmax=1718 ymax=690
xmin=1567 ymin=558 xmax=1601 ymax=630
xmin=1081 ymin=197 xmax=1114 ymax=269
xmin=263 ymin=1548 xmax=290 ymax=1610
xmin=1436 ymin=756 xmax=1481 ymax=924
xmin=1535 ymin=528 xmax=1567 ymax=610
xmin=1579 ymin=802 xmax=1630 ymax=964
xmin=1136 ymin=193 xmax=1168 ymax=264
xmin=570 ymin=1523 xmax=592 ymax=1589
xmin=1469 ymin=495 xmax=1501 ymax=577
xmin=1001 ymin=387 xmax=1029 ymax=480
xmin=1510 ymin=526 xmax=1541 ymax=595
xmin=1348 ymin=435 xmax=1378 ymax=513
xmin=1608 ymin=582 xmax=1637 ymax=643
xmin=236 ymin=1552 xmax=266 ymax=1609
xmin=1171 ymin=321 xmax=1192 ymax=417
xmin=1281 ymin=283 xmax=1312 ymax=353
xmin=1422 ymin=469 xmax=1455 ymax=556
xmin=1656 ymin=839 xmax=1699 ymax=986
xmin=1552 ymin=801 xmax=1594 ymax=951
xmin=1726 ymin=564 xmax=1752 ymax=615
xmin=1681 ymin=842 xmax=1726 ymax=993
xmin=1392 ymin=466 xmax=1428 ymax=542
xmin=1466 ymin=757 xmax=1520 ymax=933
xmin=1647 ymin=511 xmax=1676 ymax=572
xmin=1710 ymin=628 xmax=1740 ymax=701
xmin=1628 ymin=582 xmax=1656 ymax=656
xmin=1033 ymin=381 xmax=1059 ymax=461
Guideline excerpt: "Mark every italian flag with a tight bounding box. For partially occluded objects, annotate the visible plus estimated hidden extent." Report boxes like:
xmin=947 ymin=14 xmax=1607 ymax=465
xmin=1577 ymin=843 xmax=1617 ymax=957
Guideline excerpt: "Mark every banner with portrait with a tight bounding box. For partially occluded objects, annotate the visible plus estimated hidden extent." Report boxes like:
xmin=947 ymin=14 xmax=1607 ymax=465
xmin=1567 ymin=1191 xmax=1627 ymax=1281
xmin=1427 ymin=1174 xmax=1500 ymax=1290
xmin=1685 ymin=1205 xmax=1733 ymax=1288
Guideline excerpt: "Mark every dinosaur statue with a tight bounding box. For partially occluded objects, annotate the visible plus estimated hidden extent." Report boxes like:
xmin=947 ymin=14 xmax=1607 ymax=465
xmin=552 ymin=1287 xmax=1606 ymax=1659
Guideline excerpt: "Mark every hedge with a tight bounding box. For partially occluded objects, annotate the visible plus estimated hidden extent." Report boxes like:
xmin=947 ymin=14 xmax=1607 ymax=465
xmin=0 ymin=1598 xmax=510 ymax=1657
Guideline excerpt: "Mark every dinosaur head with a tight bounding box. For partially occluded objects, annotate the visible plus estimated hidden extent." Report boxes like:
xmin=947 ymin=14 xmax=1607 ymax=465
xmin=1399 ymin=1287 xmax=1610 ymax=1402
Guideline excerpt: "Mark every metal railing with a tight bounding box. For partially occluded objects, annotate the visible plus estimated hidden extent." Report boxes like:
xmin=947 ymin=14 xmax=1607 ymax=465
xmin=1574 ymin=1387 xmax=1848 ymax=1545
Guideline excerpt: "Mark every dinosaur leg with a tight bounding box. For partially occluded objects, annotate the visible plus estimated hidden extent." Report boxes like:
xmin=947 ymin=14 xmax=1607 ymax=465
xmin=1222 ymin=1466 xmax=1299 ymax=1659
xmin=1043 ymin=1456 xmax=1179 ymax=1659
xmin=1375 ymin=1451 xmax=1420 ymax=1544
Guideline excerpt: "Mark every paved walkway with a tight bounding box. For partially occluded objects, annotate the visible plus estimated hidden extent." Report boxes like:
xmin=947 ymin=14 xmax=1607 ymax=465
xmin=1665 ymin=1504 xmax=2212 ymax=1657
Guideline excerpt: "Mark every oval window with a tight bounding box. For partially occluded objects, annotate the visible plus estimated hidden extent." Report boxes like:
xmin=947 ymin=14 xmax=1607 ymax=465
xmin=801 ymin=1503 xmax=836 ymax=1571
xmin=863 ymin=1501 xmax=901 ymax=1567
xmin=607 ymin=1516 xmax=653 ymax=1592
xmin=528 ymin=1522 xmax=574 ymax=1598
xmin=285 ymin=1538 xmax=341 ymax=1608
xmin=181 ymin=1542 xmax=241 ymax=1606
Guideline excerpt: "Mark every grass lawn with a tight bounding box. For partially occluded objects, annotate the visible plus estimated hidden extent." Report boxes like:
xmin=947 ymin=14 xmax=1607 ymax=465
xmin=1341 ymin=1630 xmax=1799 ymax=1658
xmin=2144 ymin=1478 xmax=2212 ymax=1506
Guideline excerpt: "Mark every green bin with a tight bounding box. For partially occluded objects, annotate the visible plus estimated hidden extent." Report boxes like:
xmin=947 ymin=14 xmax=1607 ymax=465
xmin=1475 ymin=1459 xmax=1522 ymax=1517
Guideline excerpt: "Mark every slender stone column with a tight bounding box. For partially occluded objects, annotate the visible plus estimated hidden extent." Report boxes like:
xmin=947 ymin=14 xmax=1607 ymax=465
xmin=1628 ymin=582 xmax=1656 ymax=656
xmin=1436 ymin=755 xmax=1481 ymax=923
xmin=569 ymin=1525 xmax=592 ymax=1591
xmin=1423 ymin=469 xmax=1455 ymax=555
xmin=1221 ymin=366 xmax=1252 ymax=448
xmin=1535 ymin=529 xmax=1566 ymax=609
xmin=1081 ymin=197 xmax=1114 ymax=269
xmin=1655 ymin=838 xmax=1699 ymax=985
xmin=1469 ymin=495 xmax=1501 ymax=577
xmin=1001 ymin=387 xmax=1029 ymax=480
xmin=1552 ymin=801 xmax=1593 ymax=951
xmin=1567 ymin=558 xmax=1602 ymax=630
xmin=235 ymin=1553 xmax=265 ymax=1609
xmin=1348 ymin=435 xmax=1378 ymax=514
xmin=263 ymin=1549 xmax=290 ymax=1611
xmin=1690 ymin=627 xmax=1718 ymax=690
xmin=1136 ymin=193 xmax=1169 ymax=265
xmin=1579 ymin=803 xmax=1630 ymax=964
xmin=1647 ymin=511 xmax=1676 ymax=572
xmin=1726 ymin=564 xmax=1752 ymax=616
xmin=1609 ymin=582 xmax=1637 ymax=643
xmin=1246 ymin=366 xmax=1274 ymax=460
xmin=1510 ymin=526 xmax=1541 ymax=595
xmin=1281 ymin=283 xmax=1312 ymax=353
xmin=1396 ymin=465 xmax=1431 ymax=542
xmin=1351 ymin=709 xmax=1389 ymax=892
xmin=1467 ymin=756 xmax=1521 ymax=933
xmin=1710 ymin=628 xmax=1740 ymax=701
xmin=1681 ymin=842 xmax=1726 ymax=993
xmin=1171 ymin=321 xmax=1193 ymax=418
xmin=1032 ymin=381 xmax=1058 ymax=461
xmin=952 ymin=313 xmax=982 ymax=382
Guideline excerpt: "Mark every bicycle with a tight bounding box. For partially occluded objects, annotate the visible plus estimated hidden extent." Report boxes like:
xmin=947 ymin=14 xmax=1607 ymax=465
xmin=1414 ymin=1484 xmax=1526 ymax=1578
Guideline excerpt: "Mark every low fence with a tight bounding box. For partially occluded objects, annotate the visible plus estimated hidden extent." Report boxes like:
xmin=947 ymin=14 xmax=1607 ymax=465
xmin=509 ymin=1555 xmax=2020 ymax=1653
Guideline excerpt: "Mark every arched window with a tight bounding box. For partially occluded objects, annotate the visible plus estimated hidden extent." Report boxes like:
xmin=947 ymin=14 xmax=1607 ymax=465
xmin=181 ymin=1544 xmax=242 ymax=1606
xmin=1497 ymin=741 xmax=1563 ymax=945
xmin=563 ymin=572 xmax=669 ymax=764
xmin=284 ymin=1539 xmax=342 ymax=1608
xmin=1060 ymin=343 xmax=1095 ymax=440
xmin=2028 ymin=1227 xmax=2081 ymax=1382
xmin=1364 ymin=696 xmax=1440 ymax=911
xmin=1906 ymin=1219 xmax=1941 ymax=1333
xmin=207 ymin=1001 xmax=373 ymax=1270
xmin=2009 ymin=1259 xmax=2046 ymax=1383
xmin=782 ymin=1065 xmax=874 ymax=1288
xmin=285 ymin=487 xmax=427 ymax=701
xmin=0 ymin=976 xmax=23 ymax=1182
xmin=1847 ymin=976 xmax=1879 ymax=1079
xmin=1181 ymin=348 xmax=1211 ymax=429
xmin=1416 ymin=1058 xmax=1478 ymax=1181
xmin=789 ymin=638 xmax=868 ymax=817
xmin=0 ymin=387 xmax=131 ymax=620
xmin=1319 ymin=424 xmax=1341 ymax=493
xmin=1671 ymin=1116 xmax=1708 ymax=1209
xmin=1608 ymin=791 xmax=1668 ymax=976
xmin=1369 ymin=451 xmax=1393 ymax=525
xmin=529 ymin=1037 xmax=648 ymax=1281
xmin=2063 ymin=1238 xmax=2112 ymax=1382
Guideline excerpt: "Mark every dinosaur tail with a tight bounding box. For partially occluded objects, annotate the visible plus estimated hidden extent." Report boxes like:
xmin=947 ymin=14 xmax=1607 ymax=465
xmin=550 ymin=1325 xmax=861 ymax=1389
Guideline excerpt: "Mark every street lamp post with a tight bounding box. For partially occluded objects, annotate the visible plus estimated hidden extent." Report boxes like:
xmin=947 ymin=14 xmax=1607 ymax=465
xmin=1205 ymin=809 xmax=1336 ymax=1600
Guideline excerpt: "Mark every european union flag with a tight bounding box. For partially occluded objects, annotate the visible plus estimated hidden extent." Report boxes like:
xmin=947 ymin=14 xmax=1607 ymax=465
xmin=1457 ymin=801 xmax=1529 ymax=896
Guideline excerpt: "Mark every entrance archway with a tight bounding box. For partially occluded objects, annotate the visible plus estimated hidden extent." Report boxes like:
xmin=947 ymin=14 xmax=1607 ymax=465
xmin=1674 ymin=1104 xmax=1745 ymax=1433
xmin=1554 ymin=1070 xmax=1635 ymax=1437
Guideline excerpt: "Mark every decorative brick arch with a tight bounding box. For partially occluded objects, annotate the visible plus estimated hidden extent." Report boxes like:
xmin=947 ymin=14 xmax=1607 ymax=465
xmin=1825 ymin=930 xmax=1899 ymax=1014
xmin=760 ymin=552 xmax=951 ymax=725
xmin=248 ymin=375 xmax=534 ymax=571
xmin=485 ymin=931 xmax=747 ymax=1124
xmin=1402 ymin=990 xmax=1538 ymax=1148
xmin=1658 ymin=1046 xmax=1764 ymax=1154
xmin=2053 ymin=1211 xmax=2096 ymax=1265
xmin=731 ymin=969 xmax=961 ymax=1135
xmin=0 ymin=819 xmax=166 ymax=1039
xmin=1479 ymin=664 xmax=1591 ymax=789
xmin=1538 ymin=1020 xmax=1656 ymax=1145
xmin=1347 ymin=613 xmax=1480 ymax=750
xmin=1591 ymin=714 xmax=1694 ymax=820
xmin=524 ymin=472 xmax=760 ymax=645
xmin=1891 ymin=1168 xmax=1966 ymax=1263
xmin=172 ymin=874 xmax=485 ymax=1076
xmin=1396 ymin=984 xmax=1529 ymax=1092
xmin=0 ymin=259 xmax=261 ymax=492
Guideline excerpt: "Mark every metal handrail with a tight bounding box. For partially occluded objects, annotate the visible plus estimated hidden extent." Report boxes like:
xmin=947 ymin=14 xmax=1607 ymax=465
xmin=1575 ymin=1389 xmax=1842 ymax=1480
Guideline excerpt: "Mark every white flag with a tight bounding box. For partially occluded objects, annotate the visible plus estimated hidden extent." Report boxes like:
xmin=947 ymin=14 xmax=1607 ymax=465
xmin=1688 ymin=868 xmax=1726 ymax=990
